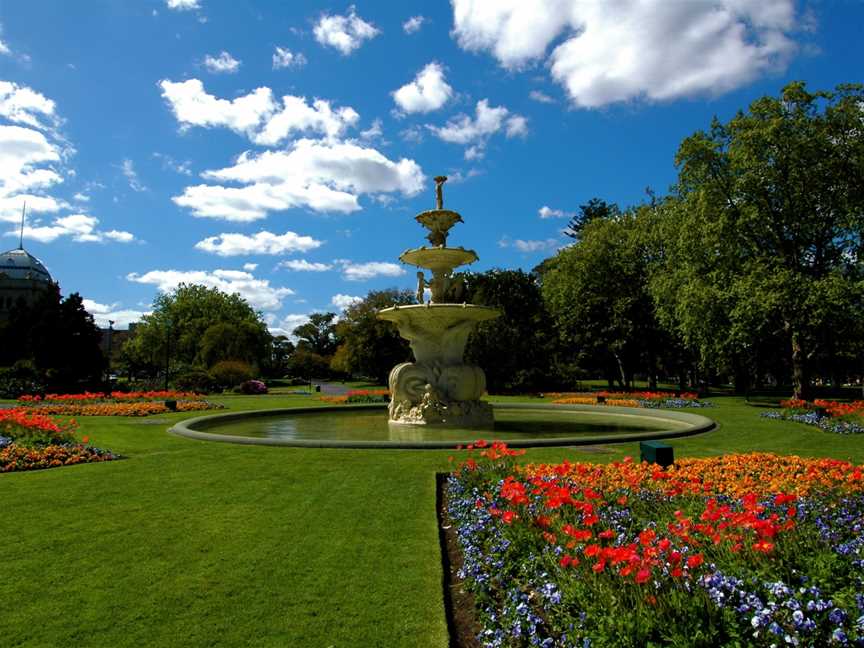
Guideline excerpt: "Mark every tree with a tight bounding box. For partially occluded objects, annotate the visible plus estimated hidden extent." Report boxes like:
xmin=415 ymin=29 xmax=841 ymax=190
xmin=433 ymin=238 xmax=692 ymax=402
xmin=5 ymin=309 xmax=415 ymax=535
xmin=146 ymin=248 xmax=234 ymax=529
xmin=662 ymin=82 xmax=864 ymax=398
xmin=293 ymin=313 xmax=338 ymax=357
xmin=264 ymin=335 xmax=294 ymax=377
xmin=332 ymin=289 xmax=414 ymax=384
xmin=0 ymin=285 xmax=105 ymax=391
xmin=122 ymin=284 xmax=271 ymax=379
xmin=462 ymin=269 xmax=561 ymax=392
xmin=543 ymin=207 xmax=674 ymax=389
xmin=564 ymin=198 xmax=620 ymax=240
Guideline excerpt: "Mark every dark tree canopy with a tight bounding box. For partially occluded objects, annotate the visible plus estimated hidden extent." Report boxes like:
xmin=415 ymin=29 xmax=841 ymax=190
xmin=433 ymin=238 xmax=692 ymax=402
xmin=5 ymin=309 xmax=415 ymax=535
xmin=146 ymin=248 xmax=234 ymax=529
xmin=462 ymin=269 xmax=561 ymax=393
xmin=293 ymin=312 xmax=338 ymax=357
xmin=0 ymin=285 xmax=105 ymax=391
xmin=332 ymin=289 xmax=414 ymax=384
xmin=564 ymin=198 xmax=621 ymax=240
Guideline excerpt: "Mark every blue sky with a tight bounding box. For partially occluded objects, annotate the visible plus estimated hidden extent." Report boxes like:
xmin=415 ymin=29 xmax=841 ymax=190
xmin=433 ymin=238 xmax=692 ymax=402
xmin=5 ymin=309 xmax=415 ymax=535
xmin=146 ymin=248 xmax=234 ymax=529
xmin=0 ymin=0 xmax=860 ymax=334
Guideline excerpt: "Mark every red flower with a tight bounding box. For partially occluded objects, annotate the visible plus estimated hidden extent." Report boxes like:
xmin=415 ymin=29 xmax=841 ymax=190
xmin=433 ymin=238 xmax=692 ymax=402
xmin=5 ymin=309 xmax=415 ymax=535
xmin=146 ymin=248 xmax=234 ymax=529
xmin=686 ymin=554 xmax=704 ymax=569
xmin=635 ymin=568 xmax=651 ymax=584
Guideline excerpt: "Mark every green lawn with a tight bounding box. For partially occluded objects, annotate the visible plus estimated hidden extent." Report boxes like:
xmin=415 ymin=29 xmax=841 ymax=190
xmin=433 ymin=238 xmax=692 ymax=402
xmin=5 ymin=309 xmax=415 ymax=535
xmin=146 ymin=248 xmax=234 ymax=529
xmin=2 ymin=394 xmax=862 ymax=647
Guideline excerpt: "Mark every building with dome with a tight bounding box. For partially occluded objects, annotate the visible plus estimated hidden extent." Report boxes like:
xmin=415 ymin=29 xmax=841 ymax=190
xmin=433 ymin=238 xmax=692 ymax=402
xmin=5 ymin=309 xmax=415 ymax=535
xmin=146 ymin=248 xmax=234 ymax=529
xmin=0 ymin=245 xmax=55 ymax=318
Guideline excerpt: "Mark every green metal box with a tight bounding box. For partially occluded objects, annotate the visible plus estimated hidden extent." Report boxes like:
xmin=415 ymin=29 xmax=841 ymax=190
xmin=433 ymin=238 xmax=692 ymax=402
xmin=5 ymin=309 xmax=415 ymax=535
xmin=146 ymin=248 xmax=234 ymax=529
xmin=639 ymin=440 xmax=674 ymax=468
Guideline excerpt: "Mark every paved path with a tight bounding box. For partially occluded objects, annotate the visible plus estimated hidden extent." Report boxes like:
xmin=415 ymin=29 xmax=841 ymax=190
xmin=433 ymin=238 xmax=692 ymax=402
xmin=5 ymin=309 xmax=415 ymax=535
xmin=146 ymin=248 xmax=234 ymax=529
xmin=311 ymin=381 xmax=352 ymax=396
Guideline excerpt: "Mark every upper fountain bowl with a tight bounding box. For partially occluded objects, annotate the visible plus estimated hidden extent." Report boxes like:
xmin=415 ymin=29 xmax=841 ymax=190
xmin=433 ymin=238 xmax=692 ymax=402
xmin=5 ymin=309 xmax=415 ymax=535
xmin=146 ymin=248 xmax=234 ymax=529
xmin=399 ymin=246 xmax=478 ymax=272
xmin=415 ymin=209 xmax=463 ymax=235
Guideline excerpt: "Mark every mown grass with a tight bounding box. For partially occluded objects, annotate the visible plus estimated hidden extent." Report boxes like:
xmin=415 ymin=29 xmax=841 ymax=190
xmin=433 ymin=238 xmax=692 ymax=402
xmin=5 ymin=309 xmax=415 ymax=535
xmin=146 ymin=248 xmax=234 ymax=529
xmin=1 ymin=393 xmax=862 ymax=647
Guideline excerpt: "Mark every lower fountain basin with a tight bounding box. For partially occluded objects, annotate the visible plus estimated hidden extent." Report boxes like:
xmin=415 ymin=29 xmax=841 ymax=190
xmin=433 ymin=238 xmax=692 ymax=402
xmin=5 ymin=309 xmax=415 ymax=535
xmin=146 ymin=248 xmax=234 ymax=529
xmin=169 ymin=403 xmax=716 ymax=449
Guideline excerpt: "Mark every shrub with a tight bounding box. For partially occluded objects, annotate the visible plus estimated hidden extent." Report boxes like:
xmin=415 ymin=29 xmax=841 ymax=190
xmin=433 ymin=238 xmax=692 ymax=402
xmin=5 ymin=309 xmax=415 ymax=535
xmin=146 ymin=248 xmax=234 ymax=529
xmin=0 ymin=360 xmax=44 ymax=398
xmin=175 ymin=369 xmax=220 ymax=394
xmin=238 ymin=379 xmax=268 ymax=395
xmin=210 ymin=360 xmax=254 ymax=388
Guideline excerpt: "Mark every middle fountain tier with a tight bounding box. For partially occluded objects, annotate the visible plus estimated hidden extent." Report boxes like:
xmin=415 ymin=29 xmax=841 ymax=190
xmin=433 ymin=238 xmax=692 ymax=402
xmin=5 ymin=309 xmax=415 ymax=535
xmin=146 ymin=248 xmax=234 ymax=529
xmin=378 ymin=176 xmax=500 ymax=427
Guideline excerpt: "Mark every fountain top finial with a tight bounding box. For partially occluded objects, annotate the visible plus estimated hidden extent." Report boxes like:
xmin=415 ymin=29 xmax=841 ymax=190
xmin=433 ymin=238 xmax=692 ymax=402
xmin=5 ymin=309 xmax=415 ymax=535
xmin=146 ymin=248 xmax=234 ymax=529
xmin=434 ymin=175 xmax=448 ymax=209
xmin=415 ymin=175 xmax=462 ymax=247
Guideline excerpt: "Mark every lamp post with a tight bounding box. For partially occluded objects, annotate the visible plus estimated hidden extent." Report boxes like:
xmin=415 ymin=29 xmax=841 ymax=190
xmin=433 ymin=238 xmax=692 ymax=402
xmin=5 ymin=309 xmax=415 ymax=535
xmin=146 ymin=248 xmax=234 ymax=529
xmin=106 ymin=319 xmax=114 ymax=384
xmin=164 ymin=318 xmax=171 ymax=390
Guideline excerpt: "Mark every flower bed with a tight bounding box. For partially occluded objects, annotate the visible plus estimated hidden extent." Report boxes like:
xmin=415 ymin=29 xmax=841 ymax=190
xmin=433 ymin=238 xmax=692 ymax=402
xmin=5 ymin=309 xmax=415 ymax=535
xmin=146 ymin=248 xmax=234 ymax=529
xmin=16 ymin=391 xmax=222 ymax=417
xmin=762 ymin=399 xmax=864 ymax=435
xmin=319 ymin=389 xmax=390 ymax=405
xmin=18 ymin=390 xmax=206 ymax=404
xmin=446 ymin=442 xmax=864 ymax=646
xmin=550 ymin=390 xmax=712 ymax=409
xmin=0 ymin=407 xmax=118 ymax=473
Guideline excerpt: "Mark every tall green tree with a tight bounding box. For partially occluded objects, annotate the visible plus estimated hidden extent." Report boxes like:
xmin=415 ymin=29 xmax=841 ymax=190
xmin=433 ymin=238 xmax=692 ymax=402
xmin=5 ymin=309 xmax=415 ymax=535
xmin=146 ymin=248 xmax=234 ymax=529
xmin=564 ymin=198 xmax=620 ymax=241
xmin=659 ymin=82 xmax=864 ymax=398
xmin=293 ymin=313 xmax=338 ymax=357
xmin=543 ymin=207 xmax=674 ymax=389
xmin=123 ymin=284 xmax=271 ymax=377
xmin=463 ymin=269 xmax=561 ymax=392
xmin=332 ymin=289 xmax=414 ymax=384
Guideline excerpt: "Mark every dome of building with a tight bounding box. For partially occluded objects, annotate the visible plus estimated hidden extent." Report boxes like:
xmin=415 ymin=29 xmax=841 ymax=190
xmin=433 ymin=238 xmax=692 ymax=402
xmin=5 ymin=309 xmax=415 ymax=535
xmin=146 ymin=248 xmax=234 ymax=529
xmin=0 ymin=246 xmax=54 ymax=314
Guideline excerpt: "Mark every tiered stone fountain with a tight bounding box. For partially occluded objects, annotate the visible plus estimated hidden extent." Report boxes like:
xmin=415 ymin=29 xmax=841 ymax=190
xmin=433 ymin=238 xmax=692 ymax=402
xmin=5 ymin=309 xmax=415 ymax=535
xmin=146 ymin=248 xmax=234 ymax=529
xmin=378 ymin=176 xmax=500 ymax=426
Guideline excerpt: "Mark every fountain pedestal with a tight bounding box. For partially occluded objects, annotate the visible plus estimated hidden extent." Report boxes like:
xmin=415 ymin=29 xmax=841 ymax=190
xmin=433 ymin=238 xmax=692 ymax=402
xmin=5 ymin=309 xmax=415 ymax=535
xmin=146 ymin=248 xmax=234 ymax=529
xmin=379 ymin=303 xmax=499 ymax=426
xmin=378 ymin=176 xmax=500 ymax=427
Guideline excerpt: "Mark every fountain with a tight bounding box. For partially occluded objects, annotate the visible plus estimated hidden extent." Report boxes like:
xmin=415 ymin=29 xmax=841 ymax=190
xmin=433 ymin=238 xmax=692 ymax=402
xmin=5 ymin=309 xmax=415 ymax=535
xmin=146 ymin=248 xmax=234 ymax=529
xmin=378 ymin=176 xmax=500 ymax=427
xmin=168 ymin=176 xmax=717 ymax=448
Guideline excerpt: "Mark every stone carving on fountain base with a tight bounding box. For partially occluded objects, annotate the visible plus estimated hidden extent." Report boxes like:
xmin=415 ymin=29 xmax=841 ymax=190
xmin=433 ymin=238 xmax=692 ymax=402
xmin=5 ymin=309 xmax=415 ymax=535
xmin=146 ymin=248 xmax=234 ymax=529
xmin=387 ymin=361 xmax=494 ymax=426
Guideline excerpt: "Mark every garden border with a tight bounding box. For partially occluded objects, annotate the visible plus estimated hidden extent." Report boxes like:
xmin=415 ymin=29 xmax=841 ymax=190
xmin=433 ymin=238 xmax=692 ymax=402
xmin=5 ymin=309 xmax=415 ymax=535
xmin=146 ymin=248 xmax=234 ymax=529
xmin=168 ymin=403 xmax=717 ymax=449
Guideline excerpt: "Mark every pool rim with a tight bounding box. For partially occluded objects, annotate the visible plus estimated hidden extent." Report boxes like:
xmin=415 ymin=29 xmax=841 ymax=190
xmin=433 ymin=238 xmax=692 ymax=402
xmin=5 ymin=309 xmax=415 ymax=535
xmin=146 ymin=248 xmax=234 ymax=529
xmin=168 ymin=402 xmax=717 ymax=449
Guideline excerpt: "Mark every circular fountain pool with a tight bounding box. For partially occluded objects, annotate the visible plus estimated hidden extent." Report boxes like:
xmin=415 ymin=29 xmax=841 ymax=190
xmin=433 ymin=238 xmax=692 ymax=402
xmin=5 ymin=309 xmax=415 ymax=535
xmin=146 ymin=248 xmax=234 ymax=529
xmin=169 ymin=403 xmax=716 ymax=449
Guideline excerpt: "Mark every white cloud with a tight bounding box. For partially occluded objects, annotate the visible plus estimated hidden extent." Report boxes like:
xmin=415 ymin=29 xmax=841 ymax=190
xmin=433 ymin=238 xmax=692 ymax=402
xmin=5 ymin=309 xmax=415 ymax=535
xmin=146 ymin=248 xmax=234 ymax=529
xmin=166 ymin=0 xmax=200 ymax=10
xmin=402 ymin=15 xmax=425 ymax=34
xmin=529 ymin=90 xmax=555 ymax=104
xmin=121 ymin=159 xmax=147 ymax=192
xmin=360 ymin=118 xmax=383 ymax=140
xmin=175 ymin=139 xmax=424 ymax=220
xmin=277 ymin=259 xmax=333 ymax=272
xmin=16 ymin=213 xmax=136 ymax=244
xmin=153 ymin=152 xmax=192 ymax=176
xmin=203 ymin=51 xmax=241 ymax=74
xmin=0 ymin=125 xmax=63 ymax=199
xmin=498 ymin=236 xmax=560 ymax=253
xmin=314 ymin=6 xmax=380 ymax=55
xmin=427 ymin=99 xmax=527 ymax=159
xmin=83 ymin=299 xmax=149 ymax=329
xmin=254 ymin=96 xmax=359 ymax=146
xmin=159 ymin=79 xmax=358 ymax=146
xmin=242 ymin=262 xmax=257 ymax=271
xmin=73 ymin=192 xmax=89 ymax=202
xmin=538 ymin=205 xmax=573 ymax=219
xmin=194 ymin=230 xmax=323 ymax=256
xmin=451 ymin=0 xmax=799 ymax=107
xmin=0 ymin=41 xmax=8 ymax=56
xmin=340 ymin=261 xmax=405 ymax=281
xmin=0 ymin=81 xmax=59 ymax=131
xmin=270 ymin=313 xmax=311 ymax=338
xmin=273 ymin=47 xmax=307 ymax=69
xmin=159 ymin=79 xmax=275 ymax=137
xmin=127 ymin=268 xmax=294 ymax=311
xmin=392 ymin=62 xmax=453 ymax=114
xmin=331 ymin=293 xmax=362 ymax=310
